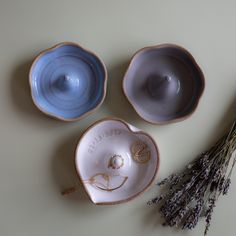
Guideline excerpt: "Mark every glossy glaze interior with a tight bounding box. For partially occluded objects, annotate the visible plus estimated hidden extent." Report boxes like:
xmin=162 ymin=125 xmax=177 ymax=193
xmin=30 ymin=43 xmax=107 ymax=120
xmin=75 ymin=119 xmax=159 ymax=204
xmin=123 ymin=45 xmax=205 ymax=124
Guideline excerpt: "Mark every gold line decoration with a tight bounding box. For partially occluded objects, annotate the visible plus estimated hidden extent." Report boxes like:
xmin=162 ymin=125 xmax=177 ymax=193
xmin=84 ymin=173 xmax=128 ymax=192
xmin=131 ymin=141 xmax=151 ymax=163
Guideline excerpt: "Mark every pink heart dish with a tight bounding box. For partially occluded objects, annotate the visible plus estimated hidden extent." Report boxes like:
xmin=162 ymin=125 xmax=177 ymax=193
xmin=75 ymin=118 xmax=160 ymax=205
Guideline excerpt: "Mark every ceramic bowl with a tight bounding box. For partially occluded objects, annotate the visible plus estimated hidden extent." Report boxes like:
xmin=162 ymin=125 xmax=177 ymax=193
xmin=29 ymin=42 xmax=107 ymax=121
xmin=75 ymin=117 xmax=160 ymax=205
xmin=123 ymin=44 xmax=205 ymax=124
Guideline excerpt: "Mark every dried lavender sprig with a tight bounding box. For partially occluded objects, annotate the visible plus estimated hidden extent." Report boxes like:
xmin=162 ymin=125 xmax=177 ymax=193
xmin=148 ymin=120 xmax=236 ymax=236
xmin=204 ymin=195 xmax=216 ymax=236
xmin=182 ymin=198 xmax=204 ymax=230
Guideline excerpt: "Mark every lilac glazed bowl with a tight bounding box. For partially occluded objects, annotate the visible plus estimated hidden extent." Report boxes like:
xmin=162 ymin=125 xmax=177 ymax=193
xmin=122 ymin=44 xmax=205 ymax=124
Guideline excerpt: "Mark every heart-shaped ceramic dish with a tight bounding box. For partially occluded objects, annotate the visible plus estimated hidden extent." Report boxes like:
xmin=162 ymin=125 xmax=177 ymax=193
xmin=29 ymin=42 xmax=107 ymax=121
xmin=75 ymin=117 xmax=160 ymax=205
xmin=122 ymin=44 xmax=205 ymax=124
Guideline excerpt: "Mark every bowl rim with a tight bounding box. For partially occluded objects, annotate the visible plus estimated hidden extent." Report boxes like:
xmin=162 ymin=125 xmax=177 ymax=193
xmin=74 ymin=117 xmax=160 ymax=205
xmin=29 ymin=42 xmax=108 ymax=122
xmin=122 ymin=43 xmax=205 ymax=125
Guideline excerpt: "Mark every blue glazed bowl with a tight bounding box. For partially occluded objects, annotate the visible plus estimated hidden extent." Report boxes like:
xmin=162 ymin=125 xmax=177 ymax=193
xmin=29 ymin=42 xmax=107 ymax=121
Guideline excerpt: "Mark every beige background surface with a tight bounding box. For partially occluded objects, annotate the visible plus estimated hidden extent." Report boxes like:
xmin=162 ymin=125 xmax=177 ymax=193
xmin=0 ymin=0 xmax=236 ymax=235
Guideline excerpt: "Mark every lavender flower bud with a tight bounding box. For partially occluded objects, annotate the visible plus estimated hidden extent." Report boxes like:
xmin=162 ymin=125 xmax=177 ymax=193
xmin=169 ymin=206 xmax=189 ymax=226
xmin=218 ymin=177 xmax=225 ymax=192
xmin=199 ymin=154 xmax=209 ymax=167
xmin=147 ymin=195 xmax=163 ymax=205
xmin=223 ymin=179 xmax=231 ymax=195
xmin=213 ymin=169 xmax=222 ymax=182
xmin=157 ymin=174 xmax=176 ymax=186
xmin=204 ymin=197 xmax=216 ymax=236
xmin=182 ymin=199 xmax=204 ymax=230
xmin=200 ymin=167 xmax=210 ymax=179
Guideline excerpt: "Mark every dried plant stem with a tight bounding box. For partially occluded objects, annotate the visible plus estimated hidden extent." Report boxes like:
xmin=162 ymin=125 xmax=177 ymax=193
xmin=61 ymin=187 xmax=77 ymax=195
xmin=148 ymin=121 xmax=236 ymax=236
